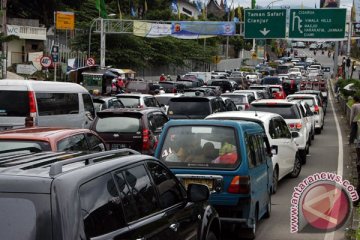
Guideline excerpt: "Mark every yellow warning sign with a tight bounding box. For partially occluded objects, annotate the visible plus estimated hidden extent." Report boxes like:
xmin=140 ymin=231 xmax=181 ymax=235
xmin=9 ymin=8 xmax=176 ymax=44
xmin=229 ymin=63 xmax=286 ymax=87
xmin=56 ymin=11 xmax=75 ymax=30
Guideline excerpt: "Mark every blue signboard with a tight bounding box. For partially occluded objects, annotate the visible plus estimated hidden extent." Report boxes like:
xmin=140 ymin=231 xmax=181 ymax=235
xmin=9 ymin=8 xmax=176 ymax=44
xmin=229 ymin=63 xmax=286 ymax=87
xmin=51 ymin=45 xmax=59 ymax=63
xmin=171 ymin=21 xmax=236 ymax=36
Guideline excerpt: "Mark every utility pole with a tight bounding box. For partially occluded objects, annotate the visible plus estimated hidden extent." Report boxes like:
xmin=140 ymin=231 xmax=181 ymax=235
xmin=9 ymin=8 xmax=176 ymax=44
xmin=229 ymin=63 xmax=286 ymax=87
xmin=2 ymin=0 xmax=7 ymax=79
xmin=100 ymin=18 xmax=106 ymax=68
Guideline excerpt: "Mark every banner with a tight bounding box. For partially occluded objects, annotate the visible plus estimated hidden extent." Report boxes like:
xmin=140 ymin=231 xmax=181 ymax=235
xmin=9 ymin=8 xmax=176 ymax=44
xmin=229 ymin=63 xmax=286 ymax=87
xmin=320 ymin=0 xmax=340 ymax=8
xmin=133 ymin=21 xmax=171 ymax=37
xmin=171 ymin=21 xmax=235 ymax=36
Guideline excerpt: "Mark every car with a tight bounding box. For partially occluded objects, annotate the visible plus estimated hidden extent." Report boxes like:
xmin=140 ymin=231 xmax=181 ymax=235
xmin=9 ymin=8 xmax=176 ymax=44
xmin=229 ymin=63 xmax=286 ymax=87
xmin=282 ymin=79 xmax=298 ymax=96
xmin=268 ymin=85 xmax=287 ymax=99
xmin=261 ymin=77 xmax=281 ymax=85
xmin=309 ymin=43 xmax=318 ymax=50
xmin=158 ymin=81 xmax=186 ymax=93
xmin=221 ymin=92 xmax=255 ymax=110
xmin=221 ymin=97 xmax=239 ymax=111
xmin=245 ymin=74 xmax=260 ymax=84
xmin=209 ymin=79 xmax=238 ymax=93
xmin=0 ymin=127 xmax=106 ymax=152
xmin=249 ymin=85 xmax=273 ymax=98
xmin=167 ymin=96 xmax=227 ymax=119
xmin=155 ymin=120 xmax=273 ymax=238
xmin=116 ymin=93 xmax=162 ymax=109
xmin=287 ymin=94 xmax=324 ymax=134
xmin=155 ymin=93 xmax=184 ymax=112
xmin=93 ymin=96 xmax=124 ymax=113
xmin=233 ymin=89 xmax=265 ymax=100
xmin=294 ymin=100 xmax=316 ymax=142
xmin=206 ymin=111 xmax=302 ymax=193
xmin=0 ymin=149 xmax=221 ymax=240
xmin=90 ymin=108 xmax=168 ymax=155
xmin=249 ymin=99 xmax=311 ymax=164
xmin=294 ymin=90 xmax=327 ymax=114
xmin=288 ymin=68 xmax=302 ymax=77
xmin=0 ymin=80 xmax=95 ymax=130
xmin=295 ymin=41 xmax=306 ymax=48
xmin=125 ymin=80 xmax=160 ymax=94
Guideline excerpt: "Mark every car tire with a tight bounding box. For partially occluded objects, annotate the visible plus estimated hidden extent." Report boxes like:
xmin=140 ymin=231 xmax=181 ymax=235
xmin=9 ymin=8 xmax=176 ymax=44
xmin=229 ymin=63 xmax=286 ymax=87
xmin=272 ymin=167 xmax=279 ymax=194
xmin=315 ymin=128 xmax=321 ymax=134
xmin=306 ymin=141 xmax=310 ymax=154
xmin=206 ymin=231 xmax=217 ymax=240
xmin=264 ymin=193 xmax=271 ymax=218
xmin=299 ymin=149 xmax=307 ymax=164
xmin=289 ymin=153 xmax=302 ymax=178
xmin=246 ymin=207 xmax=258 ymax=240
xmin=311 ymin=132 xmax=315 ymax=140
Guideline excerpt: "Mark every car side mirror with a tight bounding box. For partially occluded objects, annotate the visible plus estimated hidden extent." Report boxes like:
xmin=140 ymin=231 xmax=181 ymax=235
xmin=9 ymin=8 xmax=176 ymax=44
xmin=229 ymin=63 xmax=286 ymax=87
xmin=85 ymin=111 xmax=94 ymax=121
xmin=271 ymin=145 xmax=278 ymax=155
xmin=291 ymin=132 xmax=300 ymax=138
xmin=187 ymin=184 xmax=210 ymax=202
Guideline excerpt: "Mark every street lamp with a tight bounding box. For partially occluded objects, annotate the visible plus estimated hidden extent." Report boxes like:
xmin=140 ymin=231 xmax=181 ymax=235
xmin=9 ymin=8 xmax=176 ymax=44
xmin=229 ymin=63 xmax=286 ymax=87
xmin=267 ymin=0 xmax=283 ymax=9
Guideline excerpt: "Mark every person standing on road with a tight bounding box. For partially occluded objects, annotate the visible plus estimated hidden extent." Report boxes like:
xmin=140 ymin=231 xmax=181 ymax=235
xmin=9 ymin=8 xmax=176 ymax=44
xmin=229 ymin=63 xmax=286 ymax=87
xmin=349 ymin=96 xmax=360 ymax=145
xmin=160 ymin=74 xmax=166 ymax=82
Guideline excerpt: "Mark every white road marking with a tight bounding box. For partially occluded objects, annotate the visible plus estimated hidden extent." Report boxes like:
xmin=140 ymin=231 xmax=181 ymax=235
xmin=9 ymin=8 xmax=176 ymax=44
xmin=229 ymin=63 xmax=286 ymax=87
xmin=324 ymin=82 xmax=344 ymax=240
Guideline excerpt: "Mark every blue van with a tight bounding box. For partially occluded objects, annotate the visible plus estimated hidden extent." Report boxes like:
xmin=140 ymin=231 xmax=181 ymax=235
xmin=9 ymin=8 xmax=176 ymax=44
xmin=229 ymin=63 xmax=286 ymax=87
xmin=155 ymin=120 xmax=273 ymax=239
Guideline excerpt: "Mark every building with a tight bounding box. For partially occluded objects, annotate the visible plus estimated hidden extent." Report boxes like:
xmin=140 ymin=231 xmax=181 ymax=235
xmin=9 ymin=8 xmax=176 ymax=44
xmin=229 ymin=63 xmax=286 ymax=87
xmin=206 ymin=0 xmax=226 ymax=18
xmin=6 ymin=18 xmax=47 ymax=67
xmin=177 ymin=0 xmax=201 ymax=19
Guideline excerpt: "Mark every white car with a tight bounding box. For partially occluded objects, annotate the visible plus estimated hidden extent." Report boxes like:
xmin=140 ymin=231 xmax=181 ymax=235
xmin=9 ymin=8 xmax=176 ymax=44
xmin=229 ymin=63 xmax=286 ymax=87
xmin=288 ymin=68 xmax=302 ymax=77
xmin=249 ymin=99 xmax=311 ymax=164
xmin=154 ymin=93 xmax=184 ymax=113
xmin=309 ymin=43 xmax=318 ymax=50
xmin=287 ymin=94 xmax=324 ymax=134
xmin=233 ymin=89 xmax=265 ymax=100
xmin=206 ymin=111 xmax=302 ymax=193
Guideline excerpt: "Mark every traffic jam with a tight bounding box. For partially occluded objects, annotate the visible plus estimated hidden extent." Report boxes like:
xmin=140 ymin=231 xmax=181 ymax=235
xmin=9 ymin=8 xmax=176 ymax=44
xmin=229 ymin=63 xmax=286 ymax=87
xmin=0 ymin=41 xmax=339 ymax=240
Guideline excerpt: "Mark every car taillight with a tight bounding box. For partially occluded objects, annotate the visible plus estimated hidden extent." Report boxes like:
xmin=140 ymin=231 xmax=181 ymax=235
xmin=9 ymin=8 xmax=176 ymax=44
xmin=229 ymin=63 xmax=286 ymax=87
xmin=296 ymin=123 xmax=302 ymax=130
xmin=28 ymin=91 xmax=37 ymax=117
xmin=228 ymin=176 xmax=250 ymax=194
xmin=138 ymin=105 xmax=144 ymax=108
xmin=245 ymin=103 xmax=250 ymax=110
xmin=314 ymin=105 xmax=319 ymax=113
xmin=288 ymin=123 xmax=295 ymax=129
xmin=142 ymin=129 xmax=150 ymax=151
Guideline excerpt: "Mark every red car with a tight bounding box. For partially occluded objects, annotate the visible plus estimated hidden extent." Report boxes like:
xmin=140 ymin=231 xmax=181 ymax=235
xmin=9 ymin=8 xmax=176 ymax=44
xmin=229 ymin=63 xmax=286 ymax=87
xmin=268 ymin=85 xmax=287 ymax=99
xmin=0 ymin=127 xmax=107 ymax=152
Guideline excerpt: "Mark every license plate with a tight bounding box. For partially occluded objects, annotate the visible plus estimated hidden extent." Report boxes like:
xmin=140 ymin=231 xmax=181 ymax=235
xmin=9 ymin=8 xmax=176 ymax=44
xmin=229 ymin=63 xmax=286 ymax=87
xmin=183 ymin=178 xmax=213 ymax=190
xmin=111 ymin=144 xmax=127 ymax=149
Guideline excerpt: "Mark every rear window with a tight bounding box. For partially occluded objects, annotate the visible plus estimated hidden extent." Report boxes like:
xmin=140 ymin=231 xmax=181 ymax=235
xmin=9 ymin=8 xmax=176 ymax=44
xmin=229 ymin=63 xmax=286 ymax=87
xmin=168 ymin=100 xmax=210 ymax=116
xmin=160 ymin=126 xmax=240 ymax=169
xmin=0 ymin=90 xmax=29 ymax=117
xmin=117 ymin=97 xmax=140 ymax=108
xmin=0 ymin=140 xmax=51 ymax=152
xmin=95 ymin=116 xmax=141 ymax=133
xmin=262 ymin=78 xmax=280 ymax=85
xmin=36 ymin=93 xmax=79 ymax=116
xmin=288 ymin=97 xmax=315 ymax=107
xmin=127 ymin=82 xmax=148 ymax=90
xmin=249 ymin=104 xmax=300 ymax=119
xmin=155 ymin=96 xmax=172 ymax=106
xmin=222 ymin=95 xmax=246 ymax=104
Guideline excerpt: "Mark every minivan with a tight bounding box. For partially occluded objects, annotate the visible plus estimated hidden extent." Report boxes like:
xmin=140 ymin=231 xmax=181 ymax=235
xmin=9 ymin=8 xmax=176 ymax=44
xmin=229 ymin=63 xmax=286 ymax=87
xmin=155 ymin=120 xmax=273 ymax=239
xmin=0 ymin=80 xmax=95 ymax=131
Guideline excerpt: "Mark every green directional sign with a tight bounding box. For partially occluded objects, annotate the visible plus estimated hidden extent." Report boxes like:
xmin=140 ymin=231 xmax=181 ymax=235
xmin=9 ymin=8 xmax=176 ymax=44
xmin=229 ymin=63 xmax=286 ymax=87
xmin=289 ymin=9 xmax=346 ymax=39
xmin=244 ymin=9 xmax=286 ymax=39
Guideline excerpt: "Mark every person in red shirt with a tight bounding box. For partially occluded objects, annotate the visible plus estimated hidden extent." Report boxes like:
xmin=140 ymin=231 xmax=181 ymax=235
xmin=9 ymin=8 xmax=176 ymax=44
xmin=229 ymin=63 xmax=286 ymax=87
xmin=159 ymin=74 xmax=166 ymax=82
xmin=117 ymin=78 xmax=125 ymax=92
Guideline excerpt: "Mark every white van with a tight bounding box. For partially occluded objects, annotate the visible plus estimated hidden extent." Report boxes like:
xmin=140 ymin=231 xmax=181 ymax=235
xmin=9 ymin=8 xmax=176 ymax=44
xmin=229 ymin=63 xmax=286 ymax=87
xmin=0 ymin=80 xmax=95 ymax=130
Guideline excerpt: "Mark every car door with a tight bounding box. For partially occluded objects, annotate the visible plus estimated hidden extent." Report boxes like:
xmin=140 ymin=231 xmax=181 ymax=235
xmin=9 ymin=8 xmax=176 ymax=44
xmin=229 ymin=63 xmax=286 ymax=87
xmin=146 ymin=162 xmax=199 ymax=240
xmin=112 ymin=164 xmax=177 ymax=240
xmin=276 ymin=118 xmax=297 ymax=174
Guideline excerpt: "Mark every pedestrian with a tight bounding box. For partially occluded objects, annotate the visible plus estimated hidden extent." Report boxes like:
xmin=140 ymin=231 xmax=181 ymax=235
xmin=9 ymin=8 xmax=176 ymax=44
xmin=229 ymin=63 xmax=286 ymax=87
xmin=159 ymin=73 xmax=166 ymax=82
xmin=266 ymin=52 xmax=270 ymax=62
xmin=176 ymin=75 xmax=181 ymax=81
xmin=349 ymin=96 xmax=360 ymax=145
xmin=117 ymin=78 xmax=125 ymax=92
xmin=287 ymin=51 xmax=290 ymax=57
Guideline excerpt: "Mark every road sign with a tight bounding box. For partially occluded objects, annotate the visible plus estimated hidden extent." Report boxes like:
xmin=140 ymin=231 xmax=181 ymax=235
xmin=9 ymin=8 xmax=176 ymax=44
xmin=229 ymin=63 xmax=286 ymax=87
xmin=51 ymin=45 xmax=59 ymax=63
xmin=16 ymin=64 xmax=37 ymax=75
xmin=244 ymin=9 xmax=286 ymax=39
xmin=354 ymin=22 xmax=360 ymax=36
xmin=289 ymin=9 xmax=346 ymax=39
xmin=86 ymin=57 xmax=96 ymax=66
xmin=40 ymin=56 xmax=52 ymax=68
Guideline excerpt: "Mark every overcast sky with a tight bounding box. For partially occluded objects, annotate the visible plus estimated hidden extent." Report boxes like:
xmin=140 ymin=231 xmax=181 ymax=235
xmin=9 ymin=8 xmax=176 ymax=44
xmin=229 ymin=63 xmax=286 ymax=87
xmin=235 ymin=0 xmax=353 ymax=8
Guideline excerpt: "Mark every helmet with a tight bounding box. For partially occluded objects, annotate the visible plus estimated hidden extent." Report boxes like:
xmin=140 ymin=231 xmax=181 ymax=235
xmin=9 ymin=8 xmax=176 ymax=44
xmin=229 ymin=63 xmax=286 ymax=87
xmin=112 ymin=79 xmax=117 ymax=83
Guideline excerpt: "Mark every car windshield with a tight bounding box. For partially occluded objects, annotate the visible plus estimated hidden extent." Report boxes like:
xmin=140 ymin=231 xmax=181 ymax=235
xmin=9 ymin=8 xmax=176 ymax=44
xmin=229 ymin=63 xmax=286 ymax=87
xmin=160 ymin=126 xmax=240 ymax=169
xmin=222 ymin=95 xmax=246 ymax=104
xmin=0 ymin=90 xmax=30 ymax=117
xmin=249 ymin=104 xmax=300 ymax=119
xmin=95 ymin=116 xmax=141 ymax=133
xmin=168 ymin=100 xmax=211 ymax=116
xmin=117 ymin=97 xmax=140 ymax=108
xmin=0 ymin=140 xmax=51 ymax=152
xmin=93 ymin=102 xmax=104 ymax=112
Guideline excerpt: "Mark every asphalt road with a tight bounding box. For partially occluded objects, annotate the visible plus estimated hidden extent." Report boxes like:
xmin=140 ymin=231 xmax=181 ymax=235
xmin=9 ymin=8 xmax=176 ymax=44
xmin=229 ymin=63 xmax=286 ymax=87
xmin=224 ymin=48 xmax=353 ymax=240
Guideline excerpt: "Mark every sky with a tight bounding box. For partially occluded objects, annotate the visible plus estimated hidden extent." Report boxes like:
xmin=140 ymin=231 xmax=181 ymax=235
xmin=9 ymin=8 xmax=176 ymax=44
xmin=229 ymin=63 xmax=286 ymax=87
xmin=236 ymin=0 xmax=354 ymax=8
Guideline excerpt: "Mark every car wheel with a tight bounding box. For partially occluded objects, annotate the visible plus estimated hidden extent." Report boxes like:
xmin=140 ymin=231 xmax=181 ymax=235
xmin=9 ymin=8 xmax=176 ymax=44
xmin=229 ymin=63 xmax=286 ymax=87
xmin=206 ymin=231 xmax=217 ymax=240
xmin=246 ymin=207 xmax=258 ymax=240
xmin=315 ymin=128 xmax=321 ymax=134
xmin=306 ymin=141 xmax=310 ymax=154
xmin=299 ymin=149 xmax=307 ymax=164
xmin=290 ymin=153 xmax=302 ymax=178
xmin=264 ymin=193 xmax=271 ymax=218
xmin=272 ymin=167 xmax=279 ymax=194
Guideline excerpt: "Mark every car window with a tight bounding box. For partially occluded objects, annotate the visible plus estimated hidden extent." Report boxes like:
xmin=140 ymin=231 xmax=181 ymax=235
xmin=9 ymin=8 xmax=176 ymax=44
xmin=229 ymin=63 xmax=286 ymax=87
xmin=0 ymin=90 xmax=29 ymax=117
xmin=249 ymin=104 xmax=301 ymax=119
xmin=0 ymin=140 xmax=51 ymax=152
xmin=79 ymin=173 xmax=126 ymax=238
xmin=276 ymin=118 xmax=291 ymax=139
xmin=36 ymin=93 xmax=79 ymax=116
xmin=298 ymin=104 xmax=306 ymax=118
xmin=168 ymin=100 xmax=211 ymax=116
xmin=148 ymin=114 xmax=156 ymax=132
xmin=246 ymin=135 xmax=256 ymax=168
xmin=222 ymin=95 xmax=246 ymax=104
xmin=211 ymin=100 xmax=218 ymax=113
xmin=86 ymin=133 xmax=106 ymax=151
xmin=114 ymin=165 xmax=159 ymax=221
xmin=57 ymin=134 xmax=89 ymax=151
xmin=82 ymin=94 xmax=95 ymax=119
xmin=113 ymin=99 xmax=123 ymax=108
xmin=95 ymin=116 xmax=141 ymax=133
xmin=218 ymin=100 xmax=227 ymax=112
xmin=117 ymin=97 xmax=140 ymax=108
xmin=253 ymin=135 xmax=264 ymax=165
xmin=147 ymin=162 xmax=184 ymax=209
xmin=153 ymin=113 xmax=168 ymax=129
xmin=268 ymin=119 xmax=279 ymax=139
xmin=107 ymin=99 xmax=114 ymax=109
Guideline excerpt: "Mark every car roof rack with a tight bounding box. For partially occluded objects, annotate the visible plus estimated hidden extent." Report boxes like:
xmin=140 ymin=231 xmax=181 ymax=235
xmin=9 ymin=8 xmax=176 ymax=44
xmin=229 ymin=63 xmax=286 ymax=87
xmin=49 ymin=149 xmax=140 ymax=177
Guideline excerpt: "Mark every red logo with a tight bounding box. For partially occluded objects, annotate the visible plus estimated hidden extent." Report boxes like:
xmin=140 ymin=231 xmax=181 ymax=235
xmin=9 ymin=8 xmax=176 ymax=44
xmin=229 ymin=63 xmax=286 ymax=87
xmin=301 ymin=183 xmax=350 ymax=231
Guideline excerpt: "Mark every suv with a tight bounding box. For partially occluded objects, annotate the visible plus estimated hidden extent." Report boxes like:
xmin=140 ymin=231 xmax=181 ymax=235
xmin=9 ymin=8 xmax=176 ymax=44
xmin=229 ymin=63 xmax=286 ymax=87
xmin=0 ymin=150 xmax=221 ymax=240
xmin=206 ymin=111 xmax=302 ymax=194
xmin=221 ymin=93 xmax=255 ymax=110
xmin=167 ymin=96 xmax=227 ymax=119
xmin=93 ymin=96 xmax=124 ymax=113
xmin=90 ymin=108 xmax=168 ymax=155
xmin=249 ymin=100 xmax=310 ymax=164
xmin=155 ymin=120 xmax=273 ymax=239
xmin=116 ymin=93 xmax=162 ymax=109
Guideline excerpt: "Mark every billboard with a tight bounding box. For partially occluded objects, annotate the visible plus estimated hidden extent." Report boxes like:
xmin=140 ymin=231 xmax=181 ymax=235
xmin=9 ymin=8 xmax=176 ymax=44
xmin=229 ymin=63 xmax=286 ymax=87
xmin=56 ymin=11 xmax=75 ymax=30
xmin=320 ymin=0 xmax=340 ymax=8
xmin=171 ymin=21 xmax=235 ymax=36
